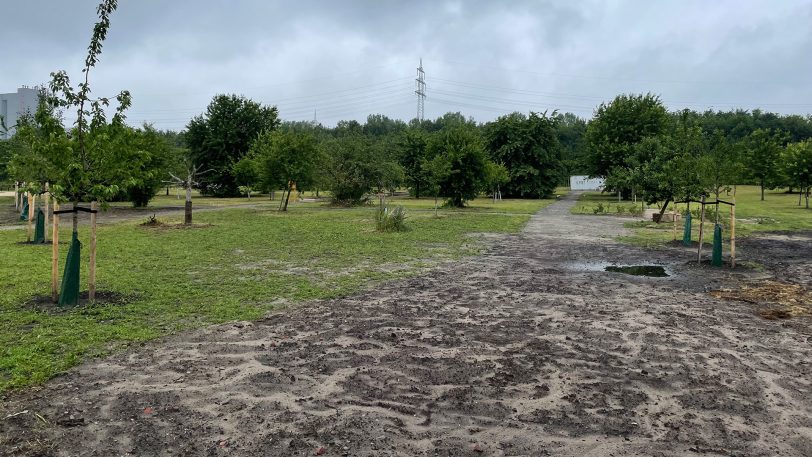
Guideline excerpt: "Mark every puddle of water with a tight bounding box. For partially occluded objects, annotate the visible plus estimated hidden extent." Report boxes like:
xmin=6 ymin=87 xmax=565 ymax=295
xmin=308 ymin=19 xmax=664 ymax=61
xmin=604 ymin=265 xmax=669 ymax=277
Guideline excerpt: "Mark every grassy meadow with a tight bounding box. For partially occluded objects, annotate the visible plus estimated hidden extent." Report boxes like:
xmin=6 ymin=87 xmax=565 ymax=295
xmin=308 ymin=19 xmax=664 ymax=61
xmin=0 ymin=195 xmax=553 ymax=392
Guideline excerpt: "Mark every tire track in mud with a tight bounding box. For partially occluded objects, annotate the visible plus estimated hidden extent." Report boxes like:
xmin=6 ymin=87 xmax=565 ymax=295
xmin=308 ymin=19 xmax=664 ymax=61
xmin=2 ymin=193 xmax=811 ymax=456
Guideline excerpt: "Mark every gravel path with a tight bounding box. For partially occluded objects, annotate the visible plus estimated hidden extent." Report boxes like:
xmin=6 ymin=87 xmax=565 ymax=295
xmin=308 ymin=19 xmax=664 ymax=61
xmin=2 ymin=193 xmax=811 ymax=456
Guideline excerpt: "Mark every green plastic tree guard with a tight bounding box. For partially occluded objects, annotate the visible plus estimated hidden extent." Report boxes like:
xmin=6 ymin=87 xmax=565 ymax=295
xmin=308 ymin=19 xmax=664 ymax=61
xmin=682 ymin=212 xmax=692 ymax=246
xmin=59 ymin=232 xmax=82 ymax=306
xmin=712 ymin=224 xmax=723 ymax=267
xmin=34 ymin=209 xmax=45 ymax=243
xmin=20 ymin=196 xmax=29 ymax=221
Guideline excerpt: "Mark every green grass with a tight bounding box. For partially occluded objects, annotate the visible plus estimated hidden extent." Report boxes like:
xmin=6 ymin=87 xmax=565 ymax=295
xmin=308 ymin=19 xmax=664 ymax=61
xmin=570 ymin=192 xmax=650 ymax=216
xmin=0 ymin=196 xmax=554 ymax=392
xmin=571 ymin=186 xmax=811 ymax=247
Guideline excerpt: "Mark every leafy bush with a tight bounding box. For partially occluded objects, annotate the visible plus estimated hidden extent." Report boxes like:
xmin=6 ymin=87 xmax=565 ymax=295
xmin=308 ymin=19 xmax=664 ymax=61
xmin=593 ymin=202 xmax=605 ymax=214
xmin=375 ymin=205 xmax=408 ymax=232
xmin=616 ymin=205 xmax=626 ymax=215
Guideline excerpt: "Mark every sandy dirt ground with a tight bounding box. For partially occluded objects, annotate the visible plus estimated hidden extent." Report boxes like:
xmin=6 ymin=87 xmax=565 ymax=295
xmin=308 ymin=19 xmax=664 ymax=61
xmin=2 ymin=193 xmax=811 ymax=456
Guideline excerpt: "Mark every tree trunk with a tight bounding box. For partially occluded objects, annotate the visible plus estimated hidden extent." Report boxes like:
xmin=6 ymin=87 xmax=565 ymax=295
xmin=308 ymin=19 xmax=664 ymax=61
xmin=283 ymin=187 xmax=292 ymax=211
xmin=760 ymin=180 xmax=765 ymax=201
xmin=656 ymin=198 xmax=671 ymax=223
xmin=415 ymin=183 xmax=420 ymax=199
xmin=184 ymin=186 xmax=192 ymax=225
xmin=806 ymin=186 xmax=810 ymax=209
xmin=165 ymin=186 xmax=169 ymax=196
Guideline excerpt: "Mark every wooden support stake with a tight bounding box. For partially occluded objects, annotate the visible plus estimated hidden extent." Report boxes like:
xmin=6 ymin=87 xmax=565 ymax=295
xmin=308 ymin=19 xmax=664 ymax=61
xmin=89 ymin=201 xmax=98 ymax=301
xmin=51 ymin=202 xmax=60 ymax=302
xmin=14 ymin=182 xmax=19 ymax=210
xmin=27 ymin=192 xmax=34 ymax=242
xmin=697 ymin=195 xmax=706 ymax=264
xmin=43 ymin=183 xmax=50 ymax=242
xmin=672 ymin=202 xmax=677 ymax=241
xmin=731 ymin=186 xmax=736 ymax=268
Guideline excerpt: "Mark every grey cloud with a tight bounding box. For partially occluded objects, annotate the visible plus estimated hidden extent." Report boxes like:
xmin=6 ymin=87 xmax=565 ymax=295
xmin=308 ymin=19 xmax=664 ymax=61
xmin=2 ymin=0 xmax=811 ymax=130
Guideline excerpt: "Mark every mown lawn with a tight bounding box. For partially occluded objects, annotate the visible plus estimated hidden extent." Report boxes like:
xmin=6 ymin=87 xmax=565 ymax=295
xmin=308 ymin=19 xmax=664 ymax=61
xmin=0 ymin=196 xmax=553 ymax=392
xmin=571 ymin=186 xmax=812 ymax=247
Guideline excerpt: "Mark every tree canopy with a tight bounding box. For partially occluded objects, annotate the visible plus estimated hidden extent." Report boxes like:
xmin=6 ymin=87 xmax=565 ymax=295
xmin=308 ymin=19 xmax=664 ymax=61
xmin=186 ymin=94 xmax=279 ymax=197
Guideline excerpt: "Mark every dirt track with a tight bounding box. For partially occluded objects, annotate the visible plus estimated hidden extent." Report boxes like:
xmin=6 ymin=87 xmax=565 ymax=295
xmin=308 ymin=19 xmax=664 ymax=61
xmin=2 ymin=193 xmax=811 ymax=456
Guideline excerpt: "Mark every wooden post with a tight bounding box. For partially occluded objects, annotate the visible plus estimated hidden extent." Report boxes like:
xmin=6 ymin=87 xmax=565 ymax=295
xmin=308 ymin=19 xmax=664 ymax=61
xmin=27 ymin=192 xmax=34 ymax=242
xmin=672 ymin=202 xmax=677 ymax=241
xmin=51 ymin=202 xmax=60 ymax=302
xmin=44 ymin=183 xmax=50 ymax=242
xmin=89 ymin=201 xmax=98 ymax=301
xmin=731 ymin=186 xmax=736 ymax=269
xmin=14 ymin=182 xmax=19 ymax=210
xmin=697 ymin=196 xmax=706 ymax=264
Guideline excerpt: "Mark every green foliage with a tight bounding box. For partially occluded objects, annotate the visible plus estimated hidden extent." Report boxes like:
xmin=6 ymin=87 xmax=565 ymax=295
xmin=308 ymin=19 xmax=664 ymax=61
xmin=586 ymin=93 xmax=669 ymax=194
xmin=186 ymin=94 xmax=279 ymax=197
xmin=123 ymin=126 xmax=176 ymax=207
xmin=555 ymin=112 xmax=589 ymax=179
xmin=7 ymin=1 xmax=146 ymax=206
xmin=485 ymin=111 xmax=564 ymax=198
xmin=741 ymin=128 xmax=786 ymax=199
xmin=397 ymin=128 xmax=430 ymax=198
xmin=782 ymin=140 xmax=812 ymax=208
xmin=320 ymin=135 xmax=379 ymax=205
xmin=375 ymin=205 xmax=409 ymax=232
xmin=483 ymin=161 xmax=510 ymax=195
xmin=251 ymin=130 xmax=318 ymax=191
xmin=697 ymin=129 xmax=742 ymax=200
xmin=427 ymin=125 xmax=489 ymax=207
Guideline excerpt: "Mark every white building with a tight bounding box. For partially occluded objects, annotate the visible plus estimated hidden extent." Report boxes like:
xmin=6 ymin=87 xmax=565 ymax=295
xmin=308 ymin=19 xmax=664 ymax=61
xmin=569 ymin=175 xmax=605 ymax=191
xmin=0 ymin=86 xmax=40 ymax=139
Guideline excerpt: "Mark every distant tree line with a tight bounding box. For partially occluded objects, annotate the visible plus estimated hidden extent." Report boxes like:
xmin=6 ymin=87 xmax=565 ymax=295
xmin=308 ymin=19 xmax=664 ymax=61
xmin=585 ymin=94 xmax=812 ymax=212
xmin=3 ymin=91 xmax=811 ymax=210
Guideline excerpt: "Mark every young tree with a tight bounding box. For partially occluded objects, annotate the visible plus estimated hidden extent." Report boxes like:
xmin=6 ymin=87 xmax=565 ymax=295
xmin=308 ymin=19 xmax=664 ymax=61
xmin=698 ymin=130 xmax=741 ymax=204
xmin=782 ymin=140 xmax=812 ymax=208
xmin=741 ymin=128 xmax=785 ymax=200
xmin=185 ymin=94 xmax=279 ymax=197
xmin=427 ymin=125 xmax=489 ymax=207
xmin=232 ymin=156 xmax=259 ymax=199
xmin=483 ymin=161 xmax=510 ymax=201
xmin=33 ymin=0 xmax=134 ymax=231
xmin=124 ymin=125 xmax=176 ymax=207
xmin=248 ymin=129 xmax=318 ymax=211
xmin=320 ymin=135 xmax=379 ymax=205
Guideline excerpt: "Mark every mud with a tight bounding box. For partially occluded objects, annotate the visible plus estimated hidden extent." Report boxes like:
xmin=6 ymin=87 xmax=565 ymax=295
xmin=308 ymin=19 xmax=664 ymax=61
xmin=1 ymin=192 xmax=811 ymax=456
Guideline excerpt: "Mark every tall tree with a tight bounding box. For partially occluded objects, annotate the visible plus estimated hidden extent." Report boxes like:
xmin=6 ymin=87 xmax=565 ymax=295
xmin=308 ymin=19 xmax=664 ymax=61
xmin=427 ymin=125 xmax=489 ymax=207
xmin=485 ymin=111 xmax=564 ymax=198
xmin=185 ymin=94 xmax=279 ymax=197
xmin=397 ymin=128 xmax=430 ymax=198
xmin=586 ymin=93 xmax=668 ymax=196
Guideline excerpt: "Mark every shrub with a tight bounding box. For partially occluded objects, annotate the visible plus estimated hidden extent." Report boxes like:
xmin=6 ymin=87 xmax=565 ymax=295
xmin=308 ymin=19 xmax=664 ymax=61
xmin=616 ymin=205 xmax=626 ymax=215
xmin=593 ymin=202 xmax=605 ymax=214
xmin=375 ymin=205 xmax=408 ymax=232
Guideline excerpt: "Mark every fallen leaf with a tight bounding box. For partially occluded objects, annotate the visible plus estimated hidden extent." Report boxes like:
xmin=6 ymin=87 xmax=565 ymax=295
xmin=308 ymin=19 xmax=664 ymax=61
xmin=315 ymin=446 xmax=327 ymax=455
xmin=143 ymin=407 xmax=154 ymax=415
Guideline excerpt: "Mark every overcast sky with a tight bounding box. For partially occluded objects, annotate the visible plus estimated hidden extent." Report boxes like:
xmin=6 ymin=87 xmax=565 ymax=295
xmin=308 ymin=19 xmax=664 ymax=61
xmin=2 ymin=0 xmax=811 ymax=130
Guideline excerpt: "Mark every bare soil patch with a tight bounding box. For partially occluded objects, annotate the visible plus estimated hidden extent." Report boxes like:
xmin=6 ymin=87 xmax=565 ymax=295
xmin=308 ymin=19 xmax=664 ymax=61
xmin=2 ymin=193 xmax=811 ymax=456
